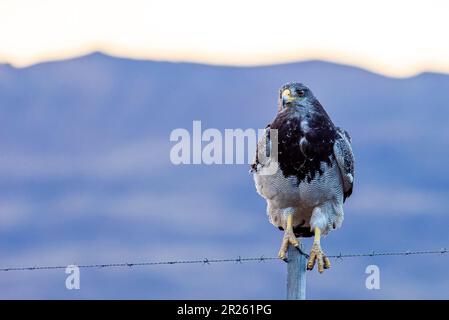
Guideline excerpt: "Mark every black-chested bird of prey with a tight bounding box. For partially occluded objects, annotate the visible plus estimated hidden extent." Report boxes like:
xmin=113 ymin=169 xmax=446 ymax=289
xmin=251 ymin=82 xmax=355 ymax=273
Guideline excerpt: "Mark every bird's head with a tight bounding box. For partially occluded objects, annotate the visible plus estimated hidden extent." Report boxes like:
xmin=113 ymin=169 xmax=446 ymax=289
xmin=278 ymin=82 xmax=317 ymax=111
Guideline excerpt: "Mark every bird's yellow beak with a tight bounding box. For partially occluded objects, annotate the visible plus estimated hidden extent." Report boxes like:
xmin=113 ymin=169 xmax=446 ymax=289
xmin=281 ymin=89 xmax=291 ymax=99
xmin=281 ymin=89 xmax=293 ymax=104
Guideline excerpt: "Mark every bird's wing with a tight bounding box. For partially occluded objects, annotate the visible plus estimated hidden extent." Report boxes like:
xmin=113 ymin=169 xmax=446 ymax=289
xmin=250 ymin=124 xmax=271 ymax=172
xmin=333 ymin=127 xmax=355 ymax=201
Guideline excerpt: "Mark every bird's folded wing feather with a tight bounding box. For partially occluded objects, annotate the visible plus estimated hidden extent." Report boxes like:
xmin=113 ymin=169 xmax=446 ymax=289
xmin=251 ymin=125 xmax=271 ymax=172
xmin=333 ymin=128 xmax=355 ymax=201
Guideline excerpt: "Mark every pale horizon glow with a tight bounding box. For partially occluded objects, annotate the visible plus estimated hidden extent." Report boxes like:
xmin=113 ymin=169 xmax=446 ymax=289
xmin=1 ymin=0 xmax=449 ymax=77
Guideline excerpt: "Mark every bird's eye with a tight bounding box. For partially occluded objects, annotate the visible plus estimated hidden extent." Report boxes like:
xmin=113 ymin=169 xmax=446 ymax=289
xmin=296 ymin=89 xmax=305 ymax=97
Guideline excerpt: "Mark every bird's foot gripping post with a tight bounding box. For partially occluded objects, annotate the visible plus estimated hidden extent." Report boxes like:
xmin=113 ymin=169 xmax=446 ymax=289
xmin=278 ymin=214 xmax=299 ymax=261
xmin=306 ymin=227 xmax=331 ymax=273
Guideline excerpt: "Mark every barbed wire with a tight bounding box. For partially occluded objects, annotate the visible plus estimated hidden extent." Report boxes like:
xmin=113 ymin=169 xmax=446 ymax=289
xmin=0 ymin=256 xmax=278 ymax=272
xmin=0 ymin=247 xmax=447 ymax=272
xmin=328 ymin=248 xmax=448 ymax=260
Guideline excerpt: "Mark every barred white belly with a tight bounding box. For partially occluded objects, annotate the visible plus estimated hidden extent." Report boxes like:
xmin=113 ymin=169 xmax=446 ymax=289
xmin=254 ymin=160 xmax=345 ymax=236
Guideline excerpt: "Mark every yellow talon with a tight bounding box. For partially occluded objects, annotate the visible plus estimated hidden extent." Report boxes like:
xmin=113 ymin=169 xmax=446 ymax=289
xmin=306 ymin=227 xmax=331 ymax=273
xmin=278 ymin=215 xmax=299 ymax=260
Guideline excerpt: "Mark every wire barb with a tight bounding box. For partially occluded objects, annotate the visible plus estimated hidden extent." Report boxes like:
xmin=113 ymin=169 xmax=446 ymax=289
xmin=0 ymin=247 xmax=447 ymax=272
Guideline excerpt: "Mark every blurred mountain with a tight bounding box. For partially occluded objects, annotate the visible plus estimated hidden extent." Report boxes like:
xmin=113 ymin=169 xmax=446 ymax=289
xmin=0 ymin=52 xmax=448 ymax=299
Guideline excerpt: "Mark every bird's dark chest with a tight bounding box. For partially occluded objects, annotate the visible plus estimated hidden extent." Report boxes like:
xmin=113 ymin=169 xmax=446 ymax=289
xmin=270 ymin=112 xmax=337 ymax=184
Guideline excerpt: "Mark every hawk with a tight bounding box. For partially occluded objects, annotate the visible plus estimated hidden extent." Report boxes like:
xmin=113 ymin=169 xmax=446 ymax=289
xmin=251 ymin=82 xmax=355 ymax=273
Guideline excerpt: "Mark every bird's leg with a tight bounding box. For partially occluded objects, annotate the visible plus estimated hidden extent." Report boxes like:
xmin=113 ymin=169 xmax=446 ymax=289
xmin=278 ymin=214 xmax=299 ymax=261
xmin=307 ymin=227 xmax=331 ymax=273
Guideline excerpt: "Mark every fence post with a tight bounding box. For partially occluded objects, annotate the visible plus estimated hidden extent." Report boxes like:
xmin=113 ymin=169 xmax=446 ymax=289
xmin=287 ymin=242 xmax=307 ymax=300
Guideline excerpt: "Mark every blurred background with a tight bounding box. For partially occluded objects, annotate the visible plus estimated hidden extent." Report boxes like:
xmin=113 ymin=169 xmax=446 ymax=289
xmin=0 ymin=0 xmax=449 ymax=299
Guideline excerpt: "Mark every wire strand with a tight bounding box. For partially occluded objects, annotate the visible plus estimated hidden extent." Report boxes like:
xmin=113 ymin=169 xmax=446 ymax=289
xmin=0 ymin=247 xmax=447 ymax=272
